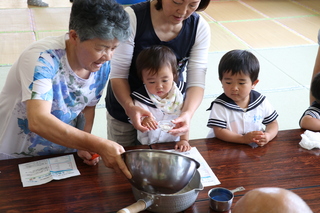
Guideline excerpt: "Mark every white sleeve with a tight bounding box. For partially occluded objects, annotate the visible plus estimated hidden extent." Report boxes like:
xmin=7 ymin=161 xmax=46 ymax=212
xmin=110 ymin=7 xmax=137 ymax=79
xmin=208 ymin=103 xmax=227 ymax=127
xmin=186 ymin=15 xmax=211 ymax=89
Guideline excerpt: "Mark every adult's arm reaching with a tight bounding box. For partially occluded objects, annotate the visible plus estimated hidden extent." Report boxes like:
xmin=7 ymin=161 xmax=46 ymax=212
xmin=170 ymin=16 xmax=210 ymax=135
xmin=170 ymin=86 xmax=204 ymax=136
xmin=26 ymin=99 xmax=132 ymax=179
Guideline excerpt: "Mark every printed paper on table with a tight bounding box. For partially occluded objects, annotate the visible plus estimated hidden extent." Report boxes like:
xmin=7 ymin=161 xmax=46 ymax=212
xmin=168 ymin=147 xmax=220 ymax=187
xmin=18 ymin=154 xmax=80 ymax=187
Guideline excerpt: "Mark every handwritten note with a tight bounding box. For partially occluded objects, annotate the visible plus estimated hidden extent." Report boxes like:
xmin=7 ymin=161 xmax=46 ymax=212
xmin=18 ymin=154 xmax=80 ymax=187
xmin=167 ymin=147 xmax=221 ymax=187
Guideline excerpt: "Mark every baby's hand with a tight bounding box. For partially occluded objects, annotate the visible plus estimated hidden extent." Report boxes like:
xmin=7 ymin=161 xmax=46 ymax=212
xmin=175 ymin=139 xmax=191 ymax=152
xmin=141 ymin=116 xmax=158 ymax=130
xmin=243 ymin=131 xmax=264 ymax=144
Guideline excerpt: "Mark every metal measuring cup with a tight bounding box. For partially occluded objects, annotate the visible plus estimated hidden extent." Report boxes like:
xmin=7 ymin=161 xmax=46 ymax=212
xmin=208 ymin=186 xmax=245 ymax=212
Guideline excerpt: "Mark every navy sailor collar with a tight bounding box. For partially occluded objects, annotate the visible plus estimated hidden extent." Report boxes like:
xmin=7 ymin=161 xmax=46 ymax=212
xmin=207 ymin=90 xmax=266 ymax=112
xmin=131 ymin=81 xmax=186 ymax=108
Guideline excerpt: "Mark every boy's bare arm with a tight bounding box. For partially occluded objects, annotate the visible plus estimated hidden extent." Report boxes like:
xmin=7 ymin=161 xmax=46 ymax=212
xmin=264 ymin=120 xmax=278 ymax=142
xmin=213 ymin=126 xmax=261 ymax=144
xmin=300 ymin=115 xmax=320 ymax=131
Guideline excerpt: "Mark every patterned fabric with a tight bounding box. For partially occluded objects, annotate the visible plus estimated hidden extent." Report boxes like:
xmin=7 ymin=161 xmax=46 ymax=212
xmin=147 ymin=83 xmax=183 ymax=116
xmin=0 ymin=34 xmax=109 ymax=159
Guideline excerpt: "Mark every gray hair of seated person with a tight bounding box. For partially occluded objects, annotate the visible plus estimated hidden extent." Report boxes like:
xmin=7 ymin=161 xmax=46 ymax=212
xmin=69 ymin=0 xmax=130 ymax=42
xmin=232 ymin=187 xmax=313 ymax=213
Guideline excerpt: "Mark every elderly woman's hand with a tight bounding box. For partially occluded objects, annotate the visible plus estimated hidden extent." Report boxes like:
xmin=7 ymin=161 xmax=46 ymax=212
xmin=99 ymin=140 xmax=132 ymax=179
xmin=77 ymin=150 xmax=100 ymax=166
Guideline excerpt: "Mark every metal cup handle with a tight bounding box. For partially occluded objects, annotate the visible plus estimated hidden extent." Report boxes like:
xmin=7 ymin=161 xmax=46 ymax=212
xmin=230 ymin=186 xmax=245 ymax=194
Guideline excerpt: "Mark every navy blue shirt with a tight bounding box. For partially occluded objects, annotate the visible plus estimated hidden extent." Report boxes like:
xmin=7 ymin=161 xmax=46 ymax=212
xmin=105 ymin=1 xmax=199 ymax=122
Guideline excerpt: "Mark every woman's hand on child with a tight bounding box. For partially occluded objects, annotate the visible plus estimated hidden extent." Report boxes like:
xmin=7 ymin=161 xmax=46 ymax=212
xmin=175 ymin=139 xmax=192 ymax=152
xmin=141 ymin=116 xmax=158 ymax=130
xmin=127 ymin=105 xmax=152 ymax=133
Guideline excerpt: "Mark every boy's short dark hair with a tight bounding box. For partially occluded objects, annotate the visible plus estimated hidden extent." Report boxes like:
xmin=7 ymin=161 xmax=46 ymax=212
xmin=311 ymin=72 xmax=320 ymax=102
xmin=136 ymin=45 xmax=178 ymax=81
xmin=218 ymin=49 xmax=260 ymax=83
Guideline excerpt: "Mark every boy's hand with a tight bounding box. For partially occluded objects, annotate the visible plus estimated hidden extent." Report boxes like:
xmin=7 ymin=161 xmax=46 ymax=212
xmin=243 ymin=131 xmax=264 ymax=144
xmin=255 ymin=132 xmax=271 ymax=146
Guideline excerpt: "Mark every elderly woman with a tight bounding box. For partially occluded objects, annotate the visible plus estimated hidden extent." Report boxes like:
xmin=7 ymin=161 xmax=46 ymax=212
xmin=0 ymin=0 xmax=131 ymax=178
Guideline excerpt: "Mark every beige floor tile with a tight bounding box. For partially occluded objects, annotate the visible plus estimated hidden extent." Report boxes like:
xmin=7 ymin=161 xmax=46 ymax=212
xmin=0 ymin=0 xmax=27 ymax=9
xmin=242 ymin=0 xmax=318 ymax=18
xmin=41 ymin=0 xmax=72 ymax=8
xmin=0 ymin=9 xmax=32 ymax=32
xmin=36 ymin=30 xmax=68 ymax=40
xmin=0 ymin=32 xmax=35 ymax=65
xmin=205 ymin=1 xmax=265 ymax=21
xmin=31 ymin=7 xmax=70 ymax=31
xmin=222 ymin=19 xmax=313 ymax=49
xmin=0 ymin=0 xmax=71 ymax=9
xmin=293 ymin=0 xmax=320 ymax=13
xmin=209 ymin=22 xmax=249 ymax=52
xmin=278 ymin=16 xmax=320 ymax=43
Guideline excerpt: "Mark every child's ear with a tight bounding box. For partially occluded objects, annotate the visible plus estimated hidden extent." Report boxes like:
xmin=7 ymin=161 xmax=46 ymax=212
xmin=252 ymin=79 xmax=259 ymax=89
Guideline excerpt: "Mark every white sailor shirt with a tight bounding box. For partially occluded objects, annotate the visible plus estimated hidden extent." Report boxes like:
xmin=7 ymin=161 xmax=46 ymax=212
xmin=207 ymin=90 xmax=278 ymax=138
xmin=131 ymin=81 xmax=186 ymax=145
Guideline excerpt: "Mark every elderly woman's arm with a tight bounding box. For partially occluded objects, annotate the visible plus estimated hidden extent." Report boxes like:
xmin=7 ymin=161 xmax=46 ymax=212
xmin=26 ymin=99 xmax=131 ymax=179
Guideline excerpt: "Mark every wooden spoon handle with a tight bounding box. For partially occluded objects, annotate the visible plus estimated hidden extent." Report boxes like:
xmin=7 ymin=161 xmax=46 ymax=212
xmin=117 ymin=199 xmax=148 ymax=213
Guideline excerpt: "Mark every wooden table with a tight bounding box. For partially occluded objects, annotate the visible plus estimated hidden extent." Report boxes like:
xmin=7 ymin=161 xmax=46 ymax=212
xmin=1 ymin=129 xmax=320 ymax=213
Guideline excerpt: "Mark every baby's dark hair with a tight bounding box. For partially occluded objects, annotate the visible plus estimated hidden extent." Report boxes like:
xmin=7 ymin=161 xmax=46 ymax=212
xmin=136 ymin=45 xmax=178 ymax=81
xmin=218 ymin=49 xmax=260 ymax=83
xmin=311 ymin=72 xmax=320 ymax=102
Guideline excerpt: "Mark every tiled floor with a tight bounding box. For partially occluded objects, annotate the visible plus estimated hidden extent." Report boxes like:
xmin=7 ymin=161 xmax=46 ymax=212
xmin=0 ymin=0 xmax=319 ymax=139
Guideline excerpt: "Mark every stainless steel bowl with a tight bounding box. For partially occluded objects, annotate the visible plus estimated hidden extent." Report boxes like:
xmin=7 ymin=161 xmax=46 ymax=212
xmin=122 ymin=149 xmax=200 ymax=194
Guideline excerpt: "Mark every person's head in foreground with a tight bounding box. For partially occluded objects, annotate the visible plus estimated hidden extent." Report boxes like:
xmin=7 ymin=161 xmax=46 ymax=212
xmin=233 ymin=187 xmax=313 ymax=213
